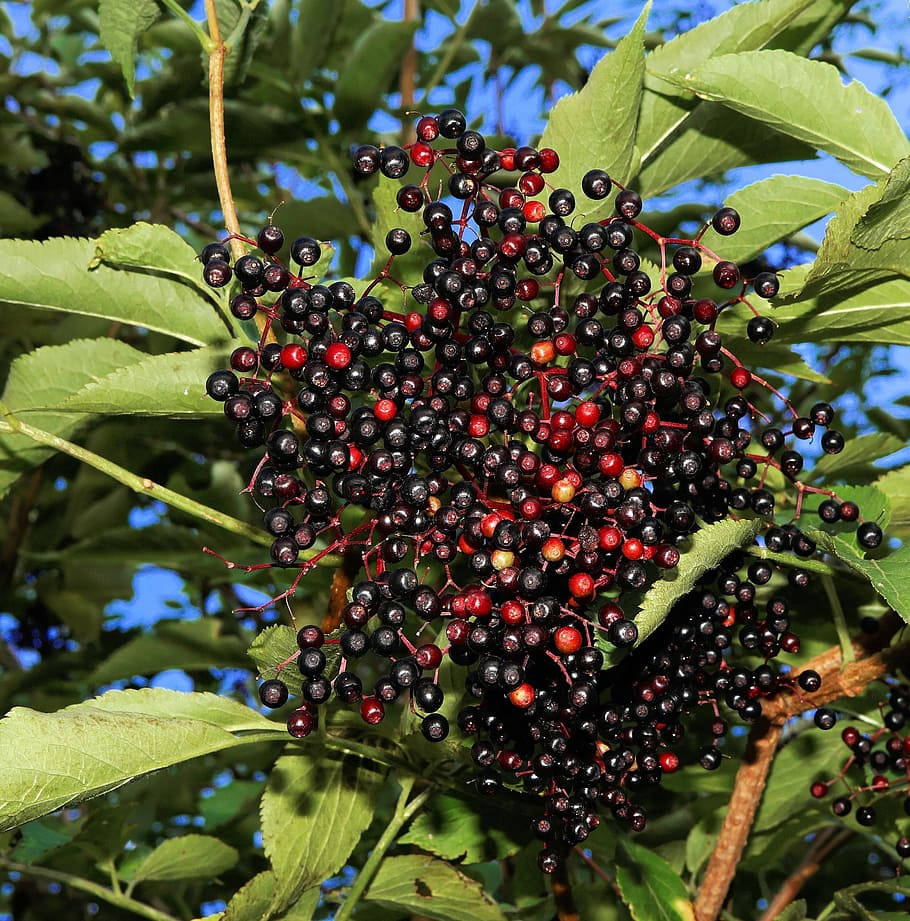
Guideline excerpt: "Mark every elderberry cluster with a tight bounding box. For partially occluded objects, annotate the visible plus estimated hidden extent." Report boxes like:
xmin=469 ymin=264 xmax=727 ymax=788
xmin=200 ymin=109 xmax=886 ymax=872
xmin=811 ymin=677 xmax=910 ymax=862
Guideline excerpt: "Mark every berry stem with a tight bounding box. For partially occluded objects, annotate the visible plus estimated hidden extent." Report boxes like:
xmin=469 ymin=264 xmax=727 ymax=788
xmin=332 ymin=776 xmax=431 ymax=921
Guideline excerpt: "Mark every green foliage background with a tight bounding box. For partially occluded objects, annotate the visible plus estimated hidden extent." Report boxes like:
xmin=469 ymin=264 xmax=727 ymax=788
xmin=0 ymin=1 xmax=910 ymax=920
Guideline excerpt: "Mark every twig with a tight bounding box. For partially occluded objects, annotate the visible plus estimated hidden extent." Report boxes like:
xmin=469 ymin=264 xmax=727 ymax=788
xmin=420 ymin=2 xmax=482 ymax=104
xmin=695 ymin=613 xmax=908 ymax=921
xmin=159 ymin=0 xmax=214 ymax=51
xmin=203 ymin=0 xmax=244 ymax=264
xmin=552 ymin=857 xmax=580 ymax=921
xmin=0 ymin=858 xmax=178 ymax=921
xmin=758 ymin=827 xmax=852 ymax=921
xmin=0 ymin=404 xmax=271 ymax=549
xmin=399 ymin=0 xmax=420 ymax=143
xmin=333 ymin=777 xmax=431 ymax=921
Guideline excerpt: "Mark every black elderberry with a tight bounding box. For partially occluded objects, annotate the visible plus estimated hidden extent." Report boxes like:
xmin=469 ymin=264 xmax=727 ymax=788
xmin=259 ymin=679 xmax=289 ymax=709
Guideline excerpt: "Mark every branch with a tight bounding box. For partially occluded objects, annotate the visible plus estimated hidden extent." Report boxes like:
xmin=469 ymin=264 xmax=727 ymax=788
xmin=0 ymin=858 xmax=178 ymax=921
xmin=758 ymin=827 xmax=852 ymax=921
xmin=0 ymin=404 xmax=271 ymax=549
xmin=399 ymin=0 xmax=419 ymax=143
xmin=333 ymin=777 xmax=431 ymax=921
xmin=421 ymin=3 xmax=481 ymax=104
xmin=552 ymin=857 xmax=580 ymax=921
xmin=203 ymin=0 xmax=244 ymax=264
xmin=322 ymin=550 xmax=363 ymax=633
xmin=695 ymin=613 xmax=909 ymax=921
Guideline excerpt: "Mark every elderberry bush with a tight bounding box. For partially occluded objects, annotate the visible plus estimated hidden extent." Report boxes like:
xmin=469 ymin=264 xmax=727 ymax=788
xmin=201 ymin=110 xmax=887 ymax=873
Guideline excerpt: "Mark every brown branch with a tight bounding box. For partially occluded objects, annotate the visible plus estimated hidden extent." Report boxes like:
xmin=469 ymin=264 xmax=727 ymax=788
xmin=203 ymin=0 xmax=244 ymax=264
xmin=552 ymin=858 xmax=579 ymax=921
xmin=399 ymin=0 xmax=419 ymax=143
xmin=695 ymin=613 xmax=908 ymax=921
xmin=758 ymin=827 xmax=852 ymax=921
xmin=321 ymin=551 xmax=362 ymax=633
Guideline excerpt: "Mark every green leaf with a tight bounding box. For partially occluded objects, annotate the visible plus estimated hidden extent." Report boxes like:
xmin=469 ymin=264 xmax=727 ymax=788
xmin=807 ymin=532 xmax=910 ymax=625
xmin=248 ymin=625 xmax=342 ymax=697
xmin=0 ymin=338 xmax=145 ymax=498
xmin=90 ymin=619 xmax=250 ymax=685
xmin=0 ymin=237 xmax=230 ymax=345
xmin=809 ymin=434 xmax=904 ymax=484
xmin=773 ymin=900 xmax=807 ymax=921
xmin=770 ymin=275 xmax=910 ymax=346
xmin=334 ymin=20 xmax=418 ymax=127
xmin=93 ymin=222 xmax=220 ymax=306
xmin=0 ymin=689 xmax=283 ymax=831
xmin=289 ymin=0 xmax=343 ymax=76
xmin=98 ymin=0 xmax=160 ymax=97
xmin=658 ymin=50 xmax=910 ymax=178
xmin=754 ymin=705 xmax=858 ymax=831
xmin=261 ymin=746 xmax=386 ymax=916
xmin=215 ymin=0 xmax=270 ymax=87
xmin=876 ymin=466 xmax=910 ymax=534
xmin=540 ymin=3 xmax=650 ymax=191
xmin=699 ymin=175 xmax=847 ymax=263
xmin=779 ymin=161 xmax=910 ymax=302
xmin=129 ymin=834 xmax=238 ymax=883
xmin=199 ymin=778 xmax=264 ymax=831
xmin=369 ymin=180 xmax=426 ymax=287
xmin=615 ymin=839 xmax=696 ymax=921
xmin=277 ymin=196 xmax=358 ymax=242
xmin=9 ymin=815 xmax=85 ymax=865
xmin=364 ymin=854 xmax=508 ymax=921
xmin=57 ymin=344 xmax=235 ymax=417
xmin=719 ymin=337 xmax=830 ymax=384
xmin=851 ymin=157 xmax=910 ymax=249
xmin=398 ymin=793 xmax=530 ymax=862
xmin=57 ymin=523 xmax=247 ymax=570
xmin=635 ymin=102 xmax=815 ymax=198
xmin=223 ymin=871 xmax=277 ymax=921
xmin=637 ymin=0 xmax=816 ymax=173
xmin=0 ymin=190 xmax=44 ymax=236
xmin=627 ymin=518 xmax=762 ymax=653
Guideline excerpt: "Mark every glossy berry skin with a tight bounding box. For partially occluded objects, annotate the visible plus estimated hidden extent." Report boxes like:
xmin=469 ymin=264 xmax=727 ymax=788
xmin=203 ymin=260 xmax=232 ymax=287
xmin=287 ymin=708 xmax=315 ymax=738
xmin=259 ymin=679 xmax=289 ymax=708
xmin=798 ymin=669 xmax=821 ymax=693
xmin=857 ymin=522 xmax=883 ymax=550
xmin=856 ymin=806 xmax=876 ymax=827
xmin=291 ymin=236 xmax=320 ymax=266
xmin=747 ymin=315 xmax=774 ymax=344
xmin=421 ymin=713 xmax=450 ymax=741
xmin=712 ymin=207 xmax=741 ymax=235
xmin=753 ymin=272 xmax=780 ymax=299
xmin=814 ymin=708 xmax=837 ymax=730
xmin=581 ymin=169 xmax=611 ymax=199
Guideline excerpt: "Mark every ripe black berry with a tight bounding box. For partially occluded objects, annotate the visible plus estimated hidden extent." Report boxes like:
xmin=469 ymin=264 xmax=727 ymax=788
xmin=712 ymin=207 xmax=740 ymax=235
xmin=581 ymin=169 xmax=611 ymax=200
xmin=857 ymin=522 xmax=883 ymax=549
xmin=259 ymin=679 xmax=289 ymax=708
